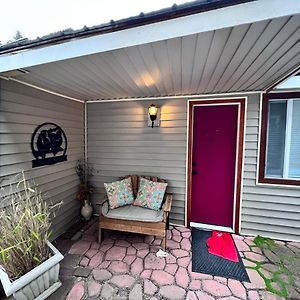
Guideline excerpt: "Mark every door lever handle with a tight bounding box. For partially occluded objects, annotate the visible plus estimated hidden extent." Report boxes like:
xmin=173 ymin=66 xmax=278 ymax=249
xmin=192 ymin=170 xmax=197 ymax=175
xmin=192 ymin=162 xmax=197 ymax=166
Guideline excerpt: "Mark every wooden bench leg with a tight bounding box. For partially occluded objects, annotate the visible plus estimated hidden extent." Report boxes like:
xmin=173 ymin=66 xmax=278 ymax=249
xmin=98 ymin=227 xmax=102 ymax=244
xmin=162 ymin=235 xmax=167 ymax=251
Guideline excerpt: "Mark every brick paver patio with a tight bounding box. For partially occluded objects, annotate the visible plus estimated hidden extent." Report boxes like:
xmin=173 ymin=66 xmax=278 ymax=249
xmin=50 ymin=218 xmax=300 ymax=300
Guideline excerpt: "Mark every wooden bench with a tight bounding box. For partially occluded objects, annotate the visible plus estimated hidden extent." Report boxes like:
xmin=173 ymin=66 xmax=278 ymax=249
xmin=97 ymin=175 xmax=172 ymax=251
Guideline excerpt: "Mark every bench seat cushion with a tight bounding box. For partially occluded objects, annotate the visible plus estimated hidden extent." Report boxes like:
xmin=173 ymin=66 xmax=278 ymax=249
xmin=102 ymin=201 xmax=164 ymax=222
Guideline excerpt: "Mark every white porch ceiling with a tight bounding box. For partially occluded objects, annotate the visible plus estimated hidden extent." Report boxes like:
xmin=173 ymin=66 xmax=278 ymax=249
xmin=3 ymin=15 xmax=300 ymax=100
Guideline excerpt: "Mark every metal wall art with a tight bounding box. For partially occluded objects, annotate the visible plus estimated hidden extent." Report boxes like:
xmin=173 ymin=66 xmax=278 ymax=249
xmin=31 ymin=123 xmax=68 ymax=168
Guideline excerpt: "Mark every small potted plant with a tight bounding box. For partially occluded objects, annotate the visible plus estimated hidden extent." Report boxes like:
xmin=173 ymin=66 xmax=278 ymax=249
xmin=0 ymin=171 xmax=63 ymax=300
xmin=75 ymin=159 xmax=95 ymax=221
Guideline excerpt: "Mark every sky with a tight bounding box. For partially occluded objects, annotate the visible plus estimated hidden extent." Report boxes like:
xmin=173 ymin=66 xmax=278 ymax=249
xmin=0 ymin=0 xmax=188 ymax=43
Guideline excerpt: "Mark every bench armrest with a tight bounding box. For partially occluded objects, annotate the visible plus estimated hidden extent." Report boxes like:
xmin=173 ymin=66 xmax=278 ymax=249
xmin=163 ymin=193 xmax=172 ymax=213
xmin=96 ymin=197 xmax=108 ymax=206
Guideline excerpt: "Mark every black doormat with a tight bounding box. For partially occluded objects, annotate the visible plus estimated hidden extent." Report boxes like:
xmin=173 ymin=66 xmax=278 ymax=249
xmin=191 ymin=228 xmax=250 ymax=282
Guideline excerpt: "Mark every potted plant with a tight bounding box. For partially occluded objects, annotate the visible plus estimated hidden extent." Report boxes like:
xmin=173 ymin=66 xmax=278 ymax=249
xmin=75 ymin=159 xmax=95 ymax=221
xmin=0 ymin=171 xmax=63 ymax=300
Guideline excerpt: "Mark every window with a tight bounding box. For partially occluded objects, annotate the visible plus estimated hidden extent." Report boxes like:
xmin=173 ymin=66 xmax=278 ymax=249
xmin=259 ymin=93 xmax=300 ymax=185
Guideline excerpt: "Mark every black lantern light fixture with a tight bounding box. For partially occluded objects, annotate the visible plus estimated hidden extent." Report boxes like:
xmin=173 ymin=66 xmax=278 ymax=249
xmin=148 ymin=104 xmax=158 ymax=128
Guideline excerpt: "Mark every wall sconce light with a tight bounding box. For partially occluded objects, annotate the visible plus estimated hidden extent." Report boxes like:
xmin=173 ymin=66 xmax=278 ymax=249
xmin=148 ymin=104 xmax=160 ymax=128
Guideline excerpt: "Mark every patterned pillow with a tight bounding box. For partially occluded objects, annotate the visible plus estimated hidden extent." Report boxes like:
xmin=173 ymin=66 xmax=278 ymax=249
xmin=133 ymin=177 xmax=168 ymax=211
xmin=104 ymin=177 xmax=135 ymax=209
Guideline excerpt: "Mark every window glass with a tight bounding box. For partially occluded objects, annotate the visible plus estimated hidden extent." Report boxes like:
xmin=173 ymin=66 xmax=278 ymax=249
xmin=266 ymin=101 xmax=286 ymax=178
xmin=289 ymin=100 xmax=300 ymax=178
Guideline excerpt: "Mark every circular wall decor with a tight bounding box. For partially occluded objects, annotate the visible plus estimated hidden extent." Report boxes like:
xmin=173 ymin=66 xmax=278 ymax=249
xmin=31 ymin=122 xmax=68 ymax=168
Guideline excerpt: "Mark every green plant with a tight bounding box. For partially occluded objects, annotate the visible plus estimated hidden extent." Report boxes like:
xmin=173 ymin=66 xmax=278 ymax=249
xmin=75 ymin=159 xmax=95 ymax=204
xmin=0 ymin=172 xmax=59 ymax=280
xmin=254 ymin=235 xmax=275 ymax=250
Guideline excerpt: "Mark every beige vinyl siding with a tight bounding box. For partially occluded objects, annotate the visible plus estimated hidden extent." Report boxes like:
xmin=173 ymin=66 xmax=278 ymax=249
xmin=0 ymin=79 xmax=84 ymax=239
xmin=88 ymin=94 xmax=300 ymax=241
xmin=241 ymin=94 xmax=300 ymax=241
xmin=88 ymin=99 xmax=187 ymax=225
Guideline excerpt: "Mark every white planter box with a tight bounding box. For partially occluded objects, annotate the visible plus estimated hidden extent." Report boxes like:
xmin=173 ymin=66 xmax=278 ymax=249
xmin=0 ymin=241 xmax=64 ymax=300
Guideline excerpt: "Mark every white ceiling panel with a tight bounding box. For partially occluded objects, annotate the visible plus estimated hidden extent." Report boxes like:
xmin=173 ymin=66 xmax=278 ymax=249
xmin=3 ymin=15 xmax=300 ymax=101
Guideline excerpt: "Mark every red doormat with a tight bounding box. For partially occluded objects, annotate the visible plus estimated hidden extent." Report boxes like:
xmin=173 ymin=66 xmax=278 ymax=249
xmin=207 ymin=231 xmax=238 ymax=262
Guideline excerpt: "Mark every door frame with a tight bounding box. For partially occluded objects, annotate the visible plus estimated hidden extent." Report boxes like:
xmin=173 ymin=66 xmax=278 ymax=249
xmin=186 ymin=98 xmax=246 ymax=233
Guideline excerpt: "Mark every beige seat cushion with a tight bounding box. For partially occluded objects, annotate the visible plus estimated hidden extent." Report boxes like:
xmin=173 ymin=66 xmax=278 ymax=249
xmin=102 ymin=201 xmax=164 ymax=222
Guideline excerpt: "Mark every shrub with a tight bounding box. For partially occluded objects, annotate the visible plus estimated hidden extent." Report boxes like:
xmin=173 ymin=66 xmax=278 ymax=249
xmin=0 ymin=172 xmax=59 ymax=280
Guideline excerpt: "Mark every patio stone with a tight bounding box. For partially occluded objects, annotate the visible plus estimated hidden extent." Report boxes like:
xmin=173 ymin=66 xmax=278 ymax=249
xmin=100 ymin=283 xmax=115 ymax=299
xmin=232 ymin=234 xmax=244 ymax=240
xmin=66 ymin=281 xmax=85 ymax=300
xmin=195 ymin=291 xmax=215 ymax=300
xmin=173 ymin=235 xmax=182 ymax=242
xmin=106 ymin=246 xmax=126 ymax=260
xmin=110 ymin=274 xmax=135 ymax=288
xmin=127 ymin=246 xmax=137 ymax=255
xmin=115 ymin=239 xmax=131 ymax=247
xmin=242 ymin=258 xmax=257 ymax=267
xmin=85 ymin=249 xmax=98 ymax=259
xmin=90 ymin=241 xmax=100 ymax=250
xmin=189 ymin=279 xmax=202 ymax=290
xmin=172 ymin=249 xmax=189 ymax=257
xmin=50 ymin=220 xmax=300 ymax=300
xmin=89 ymin=252 xmax=103 ymax=268
xmin=234 ymin=240 xmax=250 ymax=252
xmin=74 ymin=267 xmax=92 ymax=278
xmin=259 ymin=291 xmax=286 ymax=300
xmin=133 ymin=242 xmax=149 ymax=250
xmin=79 ymin=257 xmax=90 ymax=267
xmin=248 ymin=290 xmax=260 ymax=300
xmin=182 ymin=231 xmax=191 ymax=238
xmin=191 ymin=271 xmax=213 ymax=280
xmin=181 ymin=238 xmax=191 ymax=251
xmin=69 ymin=240 xmax=91 ymax=255
xmin=228 ymin=279 xmax=246 ymax=300
xmin=151 ymin=270 xmax=175 ymax=285
xmin=129 ymin=283 xmax=143 ymax=300
xmin=93 ymin=269 xmax=112 ymax=281
xmin=109 ymin=261 xmax=129 ymax=273
xmin=87 ymin=280 xmax=102 ymax=297
xmin=131 ymin=257 xmax=143 ymax=275
xmin=261 ymin=263 xmax=280 ymax=273
xmin=167 ymin=240 xmax=180 ymax=249
xmin=202 ymin=280 xmax=231 ymax=297
xmin=159 ymin=285 xmax=186 ymax=300
xmin=99 ymin=243 xmax=113 ymax=252
xmin=145 ymin=253 xmax=166 ymax=269
xmin=175 ymin=266 xmax=189 ymax=288
xmin=99 ymin=260 xmax=110 ymax=269
xmin=244 ymin=251 xmax=266 ymax=262
xmin=61 ymin=254 xmax=81 ymax=269
xmin=144 ymin=279 xmax=158 ymax=295
xmin=166 ymin=253 xmax=177 ymax=263
xmin=176 ymin=226 xmax=190 ymax=232
xmin=165 ymin=263 xmax=178 ymax=275
xmin=123 ymin=255 xmax=136 ymax=265
xmin=186 ymin=291 xmax=198 ymax=300
xmin=137 ymin=249 xmax=149 ymax=258
xmin=214 ymin=276 xmax=227 ymax=284
xmin=144 ymin=235 xmax=155 ymax=244
xmin=141 ymin=269 xmax=152 ymax=278
xmin=246 ymin=269 xmax=266 ymax=289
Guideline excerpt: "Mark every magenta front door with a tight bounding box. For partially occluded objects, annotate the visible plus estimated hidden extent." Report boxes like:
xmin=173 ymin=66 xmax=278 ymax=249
xmin=191 ymin=104 xmax=238 ymax=228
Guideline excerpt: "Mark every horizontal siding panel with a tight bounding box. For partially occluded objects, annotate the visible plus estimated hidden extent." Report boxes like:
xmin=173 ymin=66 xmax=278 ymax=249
xmin=0 ymin=80 xmax=84 ymax=237
xmin=88 ymin=99 xmax=187 ymax=225
xmin=241 ymin=94 xmax=300 ymax=241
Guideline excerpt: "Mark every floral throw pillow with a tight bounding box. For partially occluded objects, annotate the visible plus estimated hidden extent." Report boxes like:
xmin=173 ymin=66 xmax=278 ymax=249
xmin=133 ymin=177 xmax=168 ymax=211
xmin=104 ymin=177 xmax=134 ymax=209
